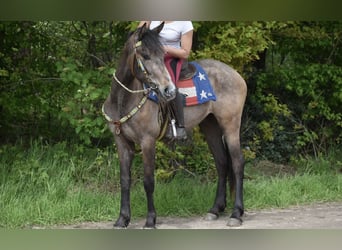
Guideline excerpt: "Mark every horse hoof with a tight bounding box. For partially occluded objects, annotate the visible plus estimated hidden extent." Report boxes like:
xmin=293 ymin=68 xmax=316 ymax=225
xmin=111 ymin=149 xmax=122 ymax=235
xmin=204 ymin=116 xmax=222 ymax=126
xmin=143 ymin=221 xmax=156 ymax=229
xmin=205 ymin=213 xmax=219 ymax=221
xmin=227 ymin=217 xmax=242 ymax=227
xmin=113 ymin=224 xmax=127 ymax=229
xmin=113 ymin=218 xmax=129 ymax=229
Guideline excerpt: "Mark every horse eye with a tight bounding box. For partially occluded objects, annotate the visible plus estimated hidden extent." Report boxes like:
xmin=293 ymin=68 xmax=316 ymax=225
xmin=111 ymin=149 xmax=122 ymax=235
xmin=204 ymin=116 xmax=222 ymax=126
xmin=142 ymin=54 xmax=150 ymax=60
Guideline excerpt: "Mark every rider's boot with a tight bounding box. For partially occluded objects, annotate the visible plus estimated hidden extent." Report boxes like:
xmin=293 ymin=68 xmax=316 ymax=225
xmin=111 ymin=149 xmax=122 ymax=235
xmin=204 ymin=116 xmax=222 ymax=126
xmin=171 ymin=91 xmax=187 ymax=140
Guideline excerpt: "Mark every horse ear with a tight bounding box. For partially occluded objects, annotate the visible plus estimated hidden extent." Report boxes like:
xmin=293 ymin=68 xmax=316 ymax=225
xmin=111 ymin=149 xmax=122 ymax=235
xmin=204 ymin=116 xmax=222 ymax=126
xmin=152 ymin=21 xmax=164 ymax=34
xmin=137 ymin=22 xmax=148 ymax=40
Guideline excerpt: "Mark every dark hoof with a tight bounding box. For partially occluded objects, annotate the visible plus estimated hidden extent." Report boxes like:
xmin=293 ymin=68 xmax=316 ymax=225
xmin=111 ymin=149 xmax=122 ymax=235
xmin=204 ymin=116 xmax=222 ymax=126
xmin=114 ymin=217 xmax=129 ymax=228
xmin=227 ymin=217 xmax=242 ymax=227
xmin=113 ymin=221 xmax=128 ymax=229
xmin=205 ymin=213 xmax=219 ymax=221
xmin=143 ymin=215 xmax=156 ymax=229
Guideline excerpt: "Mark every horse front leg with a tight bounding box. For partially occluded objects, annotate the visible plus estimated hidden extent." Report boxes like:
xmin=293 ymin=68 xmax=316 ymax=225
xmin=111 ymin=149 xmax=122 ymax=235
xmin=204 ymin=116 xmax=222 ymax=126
xmin=141 ymin=138 xmax=157 ymax=228
xmin=114 ymin=139 xmax=135 ymax=228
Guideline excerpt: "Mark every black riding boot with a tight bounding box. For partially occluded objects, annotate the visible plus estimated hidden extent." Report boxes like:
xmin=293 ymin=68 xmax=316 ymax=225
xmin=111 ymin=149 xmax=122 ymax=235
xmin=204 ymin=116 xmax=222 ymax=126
xmin=170 ymin=91 xmax=187 ymax=140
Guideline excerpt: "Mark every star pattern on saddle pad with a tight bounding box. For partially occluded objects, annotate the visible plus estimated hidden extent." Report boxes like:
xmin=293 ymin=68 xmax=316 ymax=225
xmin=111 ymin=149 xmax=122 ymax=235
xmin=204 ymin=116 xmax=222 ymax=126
xmin=198 ymin=72 xmax=206 ymax=81
xmin=200 ymin=89 xmax=208 ymax=99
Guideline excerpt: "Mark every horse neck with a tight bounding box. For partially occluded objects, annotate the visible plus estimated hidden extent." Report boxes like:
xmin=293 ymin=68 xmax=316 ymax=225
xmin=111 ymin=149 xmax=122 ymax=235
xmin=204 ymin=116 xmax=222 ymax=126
xmin=116 ymin=50 xmax=135 ymax=87
xmin=109 ymin=52 xmax=143 ymax=113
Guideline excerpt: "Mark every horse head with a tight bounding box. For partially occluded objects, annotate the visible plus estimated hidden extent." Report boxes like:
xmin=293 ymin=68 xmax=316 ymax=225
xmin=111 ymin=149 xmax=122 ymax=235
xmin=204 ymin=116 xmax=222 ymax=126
xmin=127 ymin=22 xmax=176 ymax=101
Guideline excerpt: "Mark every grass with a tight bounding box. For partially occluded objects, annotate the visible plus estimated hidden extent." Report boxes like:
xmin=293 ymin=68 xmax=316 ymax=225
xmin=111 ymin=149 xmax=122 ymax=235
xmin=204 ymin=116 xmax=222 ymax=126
xmin=244 ymin=174 xmax=341 ymax=209
xmin=0 ymin=140 xmax=341 ymax=228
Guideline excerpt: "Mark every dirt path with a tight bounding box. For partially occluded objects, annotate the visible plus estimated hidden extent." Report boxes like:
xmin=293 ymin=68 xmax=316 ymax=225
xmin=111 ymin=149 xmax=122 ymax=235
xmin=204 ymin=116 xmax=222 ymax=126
xmin=54 ymin=202 xmax=342 ymax=229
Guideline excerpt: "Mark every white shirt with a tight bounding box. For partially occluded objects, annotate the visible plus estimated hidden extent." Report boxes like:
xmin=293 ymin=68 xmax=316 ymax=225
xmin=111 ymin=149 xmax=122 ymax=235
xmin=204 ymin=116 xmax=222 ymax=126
xmin=149 ymin=21 xmax=193 ymax=49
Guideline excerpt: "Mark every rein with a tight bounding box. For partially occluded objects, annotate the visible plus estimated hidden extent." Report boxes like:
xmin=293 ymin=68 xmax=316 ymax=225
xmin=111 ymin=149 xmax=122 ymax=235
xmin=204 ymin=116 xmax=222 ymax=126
xmin=112 ymin=72 xmax=149 ymax=94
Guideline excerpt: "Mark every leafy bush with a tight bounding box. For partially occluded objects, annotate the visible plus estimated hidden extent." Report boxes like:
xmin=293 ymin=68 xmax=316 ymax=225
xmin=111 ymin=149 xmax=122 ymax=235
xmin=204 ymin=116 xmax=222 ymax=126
xmin=241 ymin=21 xmax=342 ymax=161
xmin=56 ymin=57 xmax=113 ymax=145
xmin=252 ymin=62 xmax=342 ymax=159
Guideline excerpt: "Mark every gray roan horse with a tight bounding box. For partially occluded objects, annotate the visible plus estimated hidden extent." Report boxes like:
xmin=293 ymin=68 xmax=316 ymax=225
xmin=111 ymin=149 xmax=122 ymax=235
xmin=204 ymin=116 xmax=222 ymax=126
xmin=102 ymin=22 xmax=247 ymax=228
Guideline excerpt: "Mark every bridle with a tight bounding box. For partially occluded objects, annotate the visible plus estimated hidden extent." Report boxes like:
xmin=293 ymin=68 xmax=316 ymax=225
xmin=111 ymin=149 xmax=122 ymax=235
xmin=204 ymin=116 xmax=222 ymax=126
xmin=112 ymin=40 xmax=159 ymax=94
xmin=103 ymin=39 xmax=162 ymax=135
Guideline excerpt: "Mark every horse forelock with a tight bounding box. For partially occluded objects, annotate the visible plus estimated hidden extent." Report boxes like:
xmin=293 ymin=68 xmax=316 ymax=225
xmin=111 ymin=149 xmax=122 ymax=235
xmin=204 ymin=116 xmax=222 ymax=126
xmin=140 ymin=29 xmax=164 ymax=56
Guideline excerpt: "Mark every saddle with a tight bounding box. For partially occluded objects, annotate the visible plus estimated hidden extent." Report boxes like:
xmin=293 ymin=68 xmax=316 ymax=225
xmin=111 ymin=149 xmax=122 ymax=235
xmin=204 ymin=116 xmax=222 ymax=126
xmin=179 ymin=61 xmax=197 ymax=80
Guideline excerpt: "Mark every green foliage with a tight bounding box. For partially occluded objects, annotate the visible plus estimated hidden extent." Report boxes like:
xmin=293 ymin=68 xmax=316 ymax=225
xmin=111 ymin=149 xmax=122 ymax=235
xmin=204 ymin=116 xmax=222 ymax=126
xmin=0 ymin=21 xmax=130 ymax=144
xmin=292 ymin=147 xmax=342 ymax=175
xmin=254 ymin=60 xmax=342 ymax=158
xmin=243 ymin=90 xmax=295 ymax=162
xmin=193 ymin=21 xmax=275 ymax=72
xmin=243 ymin=21 xmax=342 ymax=161
xmin=0 ymin=22 xmax=66 ymax=142
xmin=56 ymin=57 xmax=113 ymax=144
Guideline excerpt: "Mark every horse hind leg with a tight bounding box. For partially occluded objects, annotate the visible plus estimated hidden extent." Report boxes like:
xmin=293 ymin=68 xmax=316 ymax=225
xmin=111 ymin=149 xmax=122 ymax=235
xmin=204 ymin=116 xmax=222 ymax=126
xmin=199 ymin=115 xmax=229 ymax=220
xmin=222 ymin=139 xmax=235 ymax=204
xmin=223 ymin=123 xmax=245 ymax=227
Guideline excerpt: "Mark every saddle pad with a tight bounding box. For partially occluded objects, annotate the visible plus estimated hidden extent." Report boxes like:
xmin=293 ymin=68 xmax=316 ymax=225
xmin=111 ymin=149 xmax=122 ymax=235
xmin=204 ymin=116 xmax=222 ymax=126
xmin=177 ymin=62 xmax=216 ymax=106
xmin=147 ymin=62 xmax=216 ymax=107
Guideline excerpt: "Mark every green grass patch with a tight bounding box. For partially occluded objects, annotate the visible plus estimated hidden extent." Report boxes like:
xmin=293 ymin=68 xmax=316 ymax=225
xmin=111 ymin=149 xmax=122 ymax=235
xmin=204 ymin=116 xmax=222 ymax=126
xmin=0 ymin=141 xmax=341 ymax=228
xmin=244 ymin=174 xmax=341 ymax=209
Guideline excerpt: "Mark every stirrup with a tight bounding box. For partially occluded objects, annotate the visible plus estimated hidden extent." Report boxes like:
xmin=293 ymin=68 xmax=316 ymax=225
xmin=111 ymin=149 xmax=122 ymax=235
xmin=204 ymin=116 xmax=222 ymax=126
xmin=165 ymin=120 xmax=187 ymax=140
xmin=175 ymin=126 xmax=187 ymax=140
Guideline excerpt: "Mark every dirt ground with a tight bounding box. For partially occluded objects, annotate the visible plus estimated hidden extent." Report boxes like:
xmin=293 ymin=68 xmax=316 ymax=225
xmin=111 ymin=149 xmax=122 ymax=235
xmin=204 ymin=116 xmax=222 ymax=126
xmin=51 ymin=201 xmax=342 ymax=229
